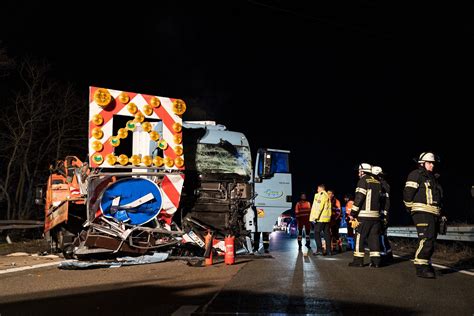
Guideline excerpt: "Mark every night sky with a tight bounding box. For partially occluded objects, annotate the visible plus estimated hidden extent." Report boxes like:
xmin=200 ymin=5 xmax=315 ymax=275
xmin=2 ymin=1 xmax=473 ymax=224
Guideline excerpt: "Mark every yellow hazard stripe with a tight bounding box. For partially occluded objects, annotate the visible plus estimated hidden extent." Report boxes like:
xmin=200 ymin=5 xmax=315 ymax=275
xmin=415 ymin=238 xmax=426 ymax=263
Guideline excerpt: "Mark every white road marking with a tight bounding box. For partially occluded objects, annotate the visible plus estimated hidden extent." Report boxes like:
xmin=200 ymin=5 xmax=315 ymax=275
xmin=0 ymin=261 xmax=61 ymax=275
xmin=171 ymin=305 xmax=199 ymax=316
xmin=393 ymin=254 xmax=474 ymax=277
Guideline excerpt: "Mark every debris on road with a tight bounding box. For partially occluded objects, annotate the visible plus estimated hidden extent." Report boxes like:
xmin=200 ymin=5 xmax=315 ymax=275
xmin=58 ymin=252 xmax=169 ymax=269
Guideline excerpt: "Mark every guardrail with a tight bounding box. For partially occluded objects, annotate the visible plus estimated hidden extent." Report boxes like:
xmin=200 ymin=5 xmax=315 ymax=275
xmin=0 ymin=220 xmax=43 ymax=231
xmin=387 ymin=226 xmax=474 ymax=242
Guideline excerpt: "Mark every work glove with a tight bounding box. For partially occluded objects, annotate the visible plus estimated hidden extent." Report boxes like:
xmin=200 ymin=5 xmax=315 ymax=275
xmin=349 ymin=218 xmax=360 ymax=229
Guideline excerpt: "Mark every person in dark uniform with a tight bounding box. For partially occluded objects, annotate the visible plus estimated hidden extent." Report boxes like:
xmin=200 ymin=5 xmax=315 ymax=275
xmin=404 ymin=152 xmax=444 ymax=278
xmin=254 ymin=232 xmax=270 ymax=254
xmin=295 ymin=193 xmax=312 ymax=251
xmin=348 ymin=163 xmax=384 ymax=268
xmin=372 ymin=166 xmax=393 ymax=264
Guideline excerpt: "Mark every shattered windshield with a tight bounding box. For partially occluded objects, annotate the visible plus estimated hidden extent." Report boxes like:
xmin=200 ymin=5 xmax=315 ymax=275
xmin=195 ymin=143 xmax=252 ymax=178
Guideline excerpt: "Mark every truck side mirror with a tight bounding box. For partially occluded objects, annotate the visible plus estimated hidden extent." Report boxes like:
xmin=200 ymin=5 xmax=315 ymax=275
xmin=262 ymin=152 xmax=273 ymax=178
xmin=34 ymin=185 xmax=44 ymax=206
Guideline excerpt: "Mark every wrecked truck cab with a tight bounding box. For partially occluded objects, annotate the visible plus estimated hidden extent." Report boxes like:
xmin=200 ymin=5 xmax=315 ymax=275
xmin=178 ymin=122 xmax=253 ymax=245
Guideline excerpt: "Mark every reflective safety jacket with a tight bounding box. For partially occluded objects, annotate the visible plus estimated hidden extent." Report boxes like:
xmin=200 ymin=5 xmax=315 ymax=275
xmin=352 ymin=175 xmax=382 ymax=219
xmin=295 ymin=200 xmax=311 ymax=221
xmin=310 ymin=191 xmax=332 ymax=223
xmin=403 ymin=167 xmax=442 ymax=216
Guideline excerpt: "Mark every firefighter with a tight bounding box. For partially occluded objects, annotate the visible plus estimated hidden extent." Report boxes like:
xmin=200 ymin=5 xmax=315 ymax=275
xmin=295 ymin=192 xmax=312 ymax=250
xmin=253 ymin=232 xmax=270 ymax=254
xmin=348 ymin=163 xmax=383 ymax=268
xmin=372 ymin=166 xmax=393 ymax=263
xmin=309 ymin=184 xmax=332 ymax=256
xmin=404 ymin=152 xmax=444 ymax=278
xmin=328 ymin=190 xmax=342 ymax=253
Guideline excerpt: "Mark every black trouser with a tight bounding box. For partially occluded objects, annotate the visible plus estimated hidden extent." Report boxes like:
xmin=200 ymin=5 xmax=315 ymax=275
xmin=254 ymin=232 xmax=270 ymax=251
xmin=380 ymin=227 xmax=392 ymax=256
xmin=314 ymin=222 xmax=330 ymax=254
xmin=354 ymin=218 xmax=382 ymax=263
xmin=297 ymin=219 xmax=311 ymax=247
xmin=412 ymin=212 xmax=438 ymax=266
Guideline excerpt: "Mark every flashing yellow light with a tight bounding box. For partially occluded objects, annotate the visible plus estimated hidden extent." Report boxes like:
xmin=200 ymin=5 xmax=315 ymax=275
xmin=110 ymin=136 xmax=121 ymax=147
xmin=118 ymin=154 xmax=129 ymax=166
xmin=158 ymin=139 xmax=168 ymax=150
xmin=134 ymin=112 xmax=145 ymax=123
xmin=173 ymin=134 xmax=182 ymax=144
xmin=149 ymin=131 xmax=160 ymax=141
xmin=127 ymin=103 xmax=138 ymax=114
xmin=92 ymin=154 xmax=104 ymax=165
xmin=94 ymin=88 xmax=112 ymax=107
xmin=150 ymin=97 xmax=161 ymax=108
xmin=130 ymin=154 xmax=141 ymax=165
xmin=118 ymin=92 xmax=130 ymax=104
xmin=164 ymin=157 xmax=174 ymax=168
xmin=153 ymin=156 xmax=164 ymax=167
xmin=174 ymin=156 xmax=184 ymax=168
xmin=117 ymin=128 xmax=128 ymax=139
xmin=92 ymin=114 xmax=104 ymax=126
xmin=142 ymin=155 xmax=152 ymax=166
xmin=106 ymin=154 xmax=117 ymax=165
xmin=126 ymin=120 xmax=136 ymax=131
xmin=143 ymin=104 xmax=153 ymax=116
xmin=174 ymin=146 xmax=183 ymax=156
xmin=92 ymin=127 xmax=103 ymax=140
xmin=172 ymin=122 xmax=182 ymax=133
xmin=141 ymin=122 xmax=152 ymax=132
xmin=172 ymin=99 xmax=186 ymax=115
xmin=92 ymin=140 xmax=103 ymax=152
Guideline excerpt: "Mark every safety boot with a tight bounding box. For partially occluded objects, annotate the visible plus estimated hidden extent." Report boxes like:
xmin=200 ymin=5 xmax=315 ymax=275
xmin=416 ymin=265 xmax=435 ymax=279
xmin=348 ymin=257 xmax=364 ymax=267
xmin=369 ymin=256 xmax=381 ymax=268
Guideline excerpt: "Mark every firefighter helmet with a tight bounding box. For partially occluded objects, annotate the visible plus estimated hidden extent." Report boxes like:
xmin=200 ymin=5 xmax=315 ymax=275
xmin=418 ymin=152 xmax=438 ymax=163
xmin=372 ymin=166 xmax=383 ymax=175
xmin=358 ymin=163 xmax=372 ymax=173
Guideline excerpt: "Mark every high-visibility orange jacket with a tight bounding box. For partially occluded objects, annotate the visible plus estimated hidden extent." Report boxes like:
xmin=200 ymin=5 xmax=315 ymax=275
xmin=345 ymin=200 xmax=354 ymax=216
xmin=295 ymin=200 xmax=311 ymax=220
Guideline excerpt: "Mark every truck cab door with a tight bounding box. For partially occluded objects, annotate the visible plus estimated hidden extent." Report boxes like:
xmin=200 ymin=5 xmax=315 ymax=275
xmin=248 ymin=149 xmax=292 ymax=233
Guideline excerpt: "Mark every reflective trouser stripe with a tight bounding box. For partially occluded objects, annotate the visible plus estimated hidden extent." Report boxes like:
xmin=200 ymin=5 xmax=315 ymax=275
xmin=355 ymin=232 xmax=360 ymax=253
xmin=354 ymin=233 xmax=364 ymax=257
xmin=381 ymin=236 xmax=386 ymax=254
xmin=414 ymin=238 xmax=428 ymax=265
xmin=370 ymin=251 xmax=380 ymax=257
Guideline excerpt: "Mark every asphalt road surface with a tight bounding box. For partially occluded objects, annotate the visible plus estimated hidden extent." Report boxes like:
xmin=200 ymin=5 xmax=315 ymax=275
xmin=1 ymin=232 xmax=473 ymax=315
